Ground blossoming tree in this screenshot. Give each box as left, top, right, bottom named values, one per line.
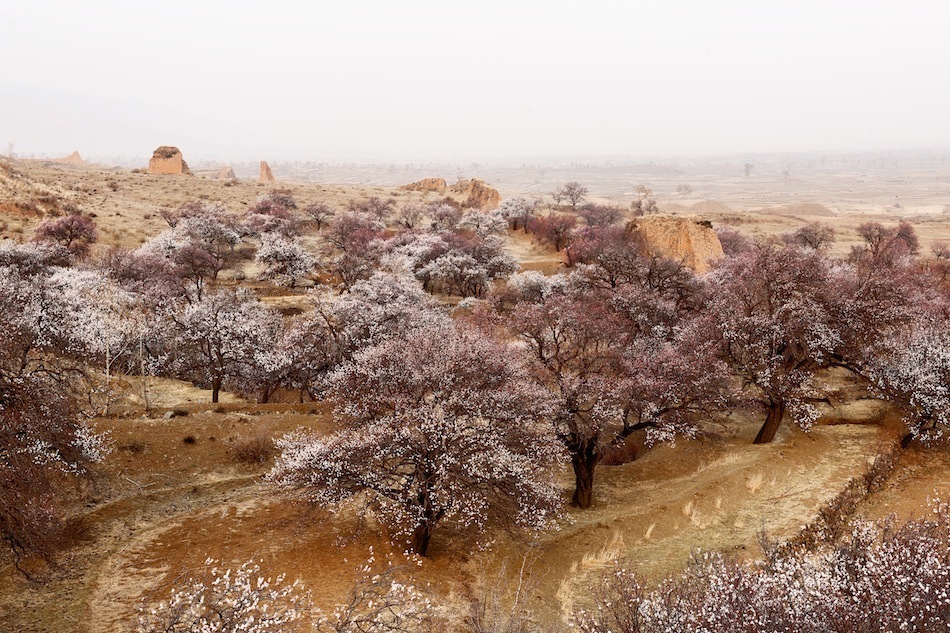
left=269, top=320, right=562, bottom=555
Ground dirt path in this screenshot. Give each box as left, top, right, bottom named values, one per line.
left=0, top=414, right=897, bottom=633
left=857, top=442, right=950, bottom=522
left=0, top=472, right=262, bottom=632
left=484, top=424, right=886, bottom=625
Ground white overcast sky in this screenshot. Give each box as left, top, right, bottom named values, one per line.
left=2, top=1, right=947, bottom=162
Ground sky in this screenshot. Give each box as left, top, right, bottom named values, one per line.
left=2, top=1, right=948, bottom=163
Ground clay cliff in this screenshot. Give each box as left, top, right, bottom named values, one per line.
left=629, top=215, right=724, bottom=274
left=55, top=151, right=86, bottom=166
left=260, top=161, right=276, bottom=184
left=449, top=178, right=501, bottom=209
left=148, top=146, right=191, bottom=175
left=399, top=177, right=447, bottom=193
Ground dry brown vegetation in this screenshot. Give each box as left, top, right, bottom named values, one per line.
left=0, top=158, right=948, bottom=632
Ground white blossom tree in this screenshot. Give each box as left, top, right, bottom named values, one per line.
left=573, top=499, right=950, bottom=632
left=138, top=559, right=309, bottom=633
left=169, top=288, right=283, bottom=403
left=255, top=233, right=316, bottom=287
left=0, top=250, right=107, bottom=571
left=144, top=203, right=243, bottom=295
left=459, top=208, right=507, bottom=237
left=51, top=268, right=146, bottom=398
left=313, top=551, right=441, bottom=633
left=498, top=195, right=540, bottom=233
left=417, top=235, right=518, bottom=298
left=331, top=272, right=448, bottom=350
left=870, top=324, right=950, bottom=446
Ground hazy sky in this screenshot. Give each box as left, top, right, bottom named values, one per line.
left=2, top=1, right=948, bottom=163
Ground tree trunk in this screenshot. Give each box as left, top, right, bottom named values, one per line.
left=260, top=383, right=276, bottom=404
left=571, top=441, right=600, bottom=509
left=410, top=521, right=434, bottom=556
left=900, top=431, right=915, bottom=449
left=211, top=377, right=222, bottom=404
left=754, top=400, right=785, bottom=444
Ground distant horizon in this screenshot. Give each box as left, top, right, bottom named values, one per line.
left=11, top=144, right=950, bottom=170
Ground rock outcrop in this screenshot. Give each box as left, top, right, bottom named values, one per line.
left=449, top=178, right=501, bottom=209
left=399, top=177, right=447, bottom=193
left=216, top=166, right=237, bottom=180
left=629, top=215, right=724, bottom=274
left=56, top=151, right=86, bottom=166
left=259, top=161, right=276, bottom=184
left=148, top=146, right=191, bottom=175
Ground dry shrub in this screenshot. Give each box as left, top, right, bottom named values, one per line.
left=117, top=439, right=147, bottom=454
left=232, top=431, right=275, bottom=464
left=789, top=443, right=899, bottom=551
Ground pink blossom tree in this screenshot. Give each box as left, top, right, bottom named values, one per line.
left=559, top=181, right=589, bottom=210
left=98, top=247, right=184, bottom=304
left=346, top=196, right=395, bottom=224
left=321, top=211, right=386, bottom=287
left=705, top=243, right=844, bottom=443
left=243, top=191, right=300, bottom=237
left=269, top=320, right=562, bottom=555
left=578, top=203, right=625, bottom=227
left=530, top=214, right=577, bottom=252
left=850, top=220, right=919, bottom=267
left=783, top=221, right=836, bottom=250
left=304, top=201, right=335, bottom=231
left=31, top=213, right=98, bottom=257
left=506, top=289, right=724, bottom=508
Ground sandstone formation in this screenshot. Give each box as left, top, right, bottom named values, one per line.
left=399, top=177, right=447, bottom=193
left=259, top=161, right=276, bottom=184
left=56, top=151, right=86, bottom=166
left=216, top=166, right=237, bottom=180
left=148, top=146, right=191, bottom=175
left=629, top=215, right=724, bottom=274
left=449, top=178, right=501, bottom=209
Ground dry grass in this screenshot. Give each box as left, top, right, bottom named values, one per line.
left=746, top=472, right=765, bottom=494
left=230, top=431, right=275, bottom=464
